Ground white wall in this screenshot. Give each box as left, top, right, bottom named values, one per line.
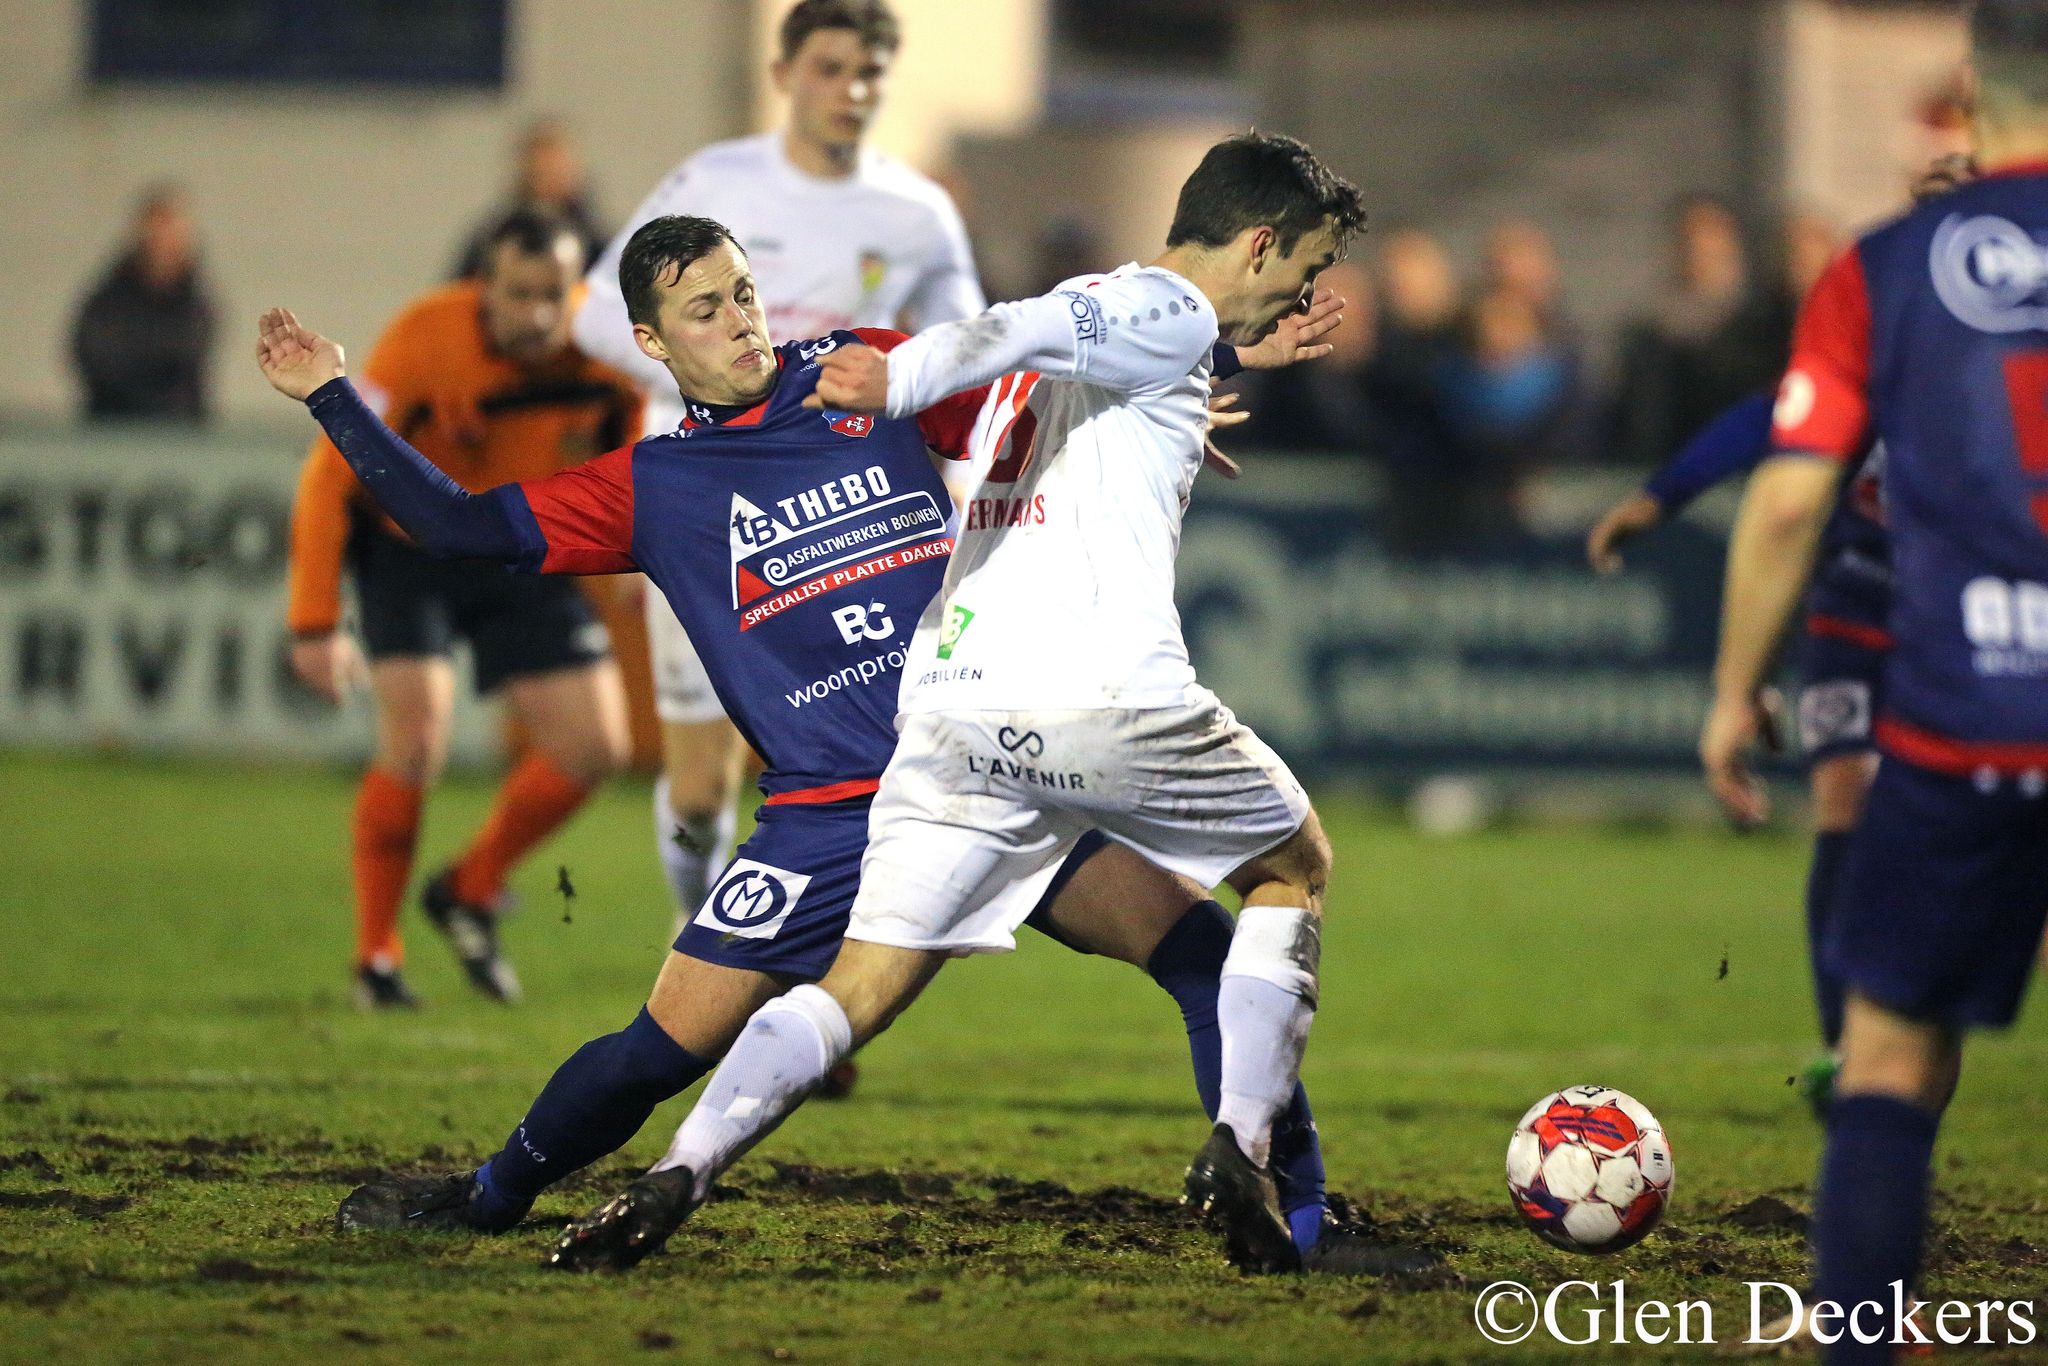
left=1780, top=0, right=1969, bottom=233
left=0, top=0, right=752, bottom=422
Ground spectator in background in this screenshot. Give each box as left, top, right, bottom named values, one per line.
left=1362, top=228, right=1466, bottom=553
left=1483, top=220, right=1572, bottom=338
left=69, top=184, right=215, bottom=423
left=451, top=119, right=608, bottom=280
left=1608, top=194, right=1790, bottom=468
left=1432, top=281, right=1584, bottom=542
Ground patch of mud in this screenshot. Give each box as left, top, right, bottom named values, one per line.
left=194, top=1259, right=321, bottom=1285
left=262, top=1165, right=390, bottom=1187
left=0, top=1151, right=61, bottom=1181
left=0, top=1189, right=130, bottom=1219
left=1719, top=1195, right=1809, bottom=1234
left=760, top=1161, right=957, bottom=1203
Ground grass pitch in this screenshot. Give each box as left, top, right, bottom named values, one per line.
left=1, top=751, right=2045, bottom=1364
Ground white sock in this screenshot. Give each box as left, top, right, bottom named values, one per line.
left=1214, top=904, right=1320, bottom=1168
left=653, top=984, right=852, bottom=1200
left=654, top=776, right=737, bottom=923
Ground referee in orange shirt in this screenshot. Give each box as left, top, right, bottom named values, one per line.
left=287, top=211, right=642, bottom=1008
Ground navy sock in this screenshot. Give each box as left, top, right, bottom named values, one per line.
left=469, top=1007, right=710, bottom=1231
left=1806, top=832, right=1851, bottom=1048
left=1812, top=1094, right=1939, bottom=1363
left=1147, top=900, right=1328, bottom=1252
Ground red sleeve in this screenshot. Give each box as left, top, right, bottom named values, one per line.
left=1770, top=246, right=1873, bottom=462
left=517, top=443, right=637, bottom=574
left=853, top=325, right=988, bottom=459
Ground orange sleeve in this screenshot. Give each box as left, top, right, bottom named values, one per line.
left=283, top=305, right=430, bottom=634
left=286, top=438, right=361, bottom=636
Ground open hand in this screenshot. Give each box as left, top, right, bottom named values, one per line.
left=257, top=308, right=345, bottom=401
left=801, top=345, right=889, bottom=413
left=1586, top=491, right=1665, bottom=574
left=1234, top=289, right=1345, bottom=371
left=1201, top=388, right=1247, bottom=479
left=1700, top=690, right=1778, bottom=829
left=290, top=632, right=365, bottom=706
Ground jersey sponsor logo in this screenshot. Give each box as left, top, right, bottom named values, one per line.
left=726, top=466, right=948, bottom=625
left=964, top=494, right=1046, bottom=530
left=693, top=858, right=812, bottom=940
left=1774, top=370, right=1816, bottom=432
left=784, top=645, right=908, bottom=708
left=1057, top=289, right=1105, bottom=346
left=795, top=336, right=840, bottom=365
left=1963, top=576, right=2048, bottom=676
left=830, top=600, right=895, bottom=645
left=858, top=250, right=887, bottom=295
left=1931, top=213, right=2048, bottom=333
left=1798, top=679, right=1872, bottom=753
left=739, top=539, right=950, bottom=632
left=825, top=411, right=874, bottom=438
left=935, top=604, right=974, bottom=660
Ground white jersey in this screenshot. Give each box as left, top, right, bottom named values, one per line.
left=883, top=264, right=1219, bottom=713
left=574, top=131, right=984, bottom=437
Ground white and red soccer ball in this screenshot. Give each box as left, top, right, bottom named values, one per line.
left=1505, top=1085, right=1674, bottom=1253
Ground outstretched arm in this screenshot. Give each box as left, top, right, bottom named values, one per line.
left=257, top=308, right=533, bottom=564
left=1588, top=392, right=1775, bottom=573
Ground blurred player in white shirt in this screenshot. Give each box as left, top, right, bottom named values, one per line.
left=572, top=0, right=985, bottom=927
left=557, top=134, right=1368, bottom=1275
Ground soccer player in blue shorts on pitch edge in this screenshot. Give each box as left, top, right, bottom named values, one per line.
left=1587, top=155, right=1977, bottom=1120
left=1702, top=5, right=2048, bottom=1356
left=1589, top=395, right=1889, bottom=1108
left=255, top=213, right=1391, bottom=1274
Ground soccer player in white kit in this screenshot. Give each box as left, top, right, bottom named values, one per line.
left=572, top=0, right=984, bottom=922
left=554, top=134, right=1368, bottom=1274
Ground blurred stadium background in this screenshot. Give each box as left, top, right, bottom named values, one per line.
left=0, top=0, right=1975, bottom=814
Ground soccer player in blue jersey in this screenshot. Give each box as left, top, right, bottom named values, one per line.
left=1591, top=396, right=1886, bottom=1100
left=255, top=214, right=1380, bottom=1274
left=1701, top=5, right=2048, bottom=1356
left=1590, top=154, right=1978, bottom=1119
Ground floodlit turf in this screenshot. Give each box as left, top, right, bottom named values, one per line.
left=2, top=751, right=2045, bottom=1364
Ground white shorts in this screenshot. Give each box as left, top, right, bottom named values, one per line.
left=848, top=686, right=1311, bottom=954
left=645, top=586, right=727, bottom=725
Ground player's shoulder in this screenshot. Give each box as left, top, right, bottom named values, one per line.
left=650, top=133, right=777, bottom=200
left=683, top=131, right=779, bottom=176
left=1064, top=265, right=1218, bottom=347
left=856, top=149, right=964, bottom=219
left=371, top=282, right=485, bottom=371
left=387, top=281, right=484, bottom=339
left=1856, top=171, right=2048, bottom=271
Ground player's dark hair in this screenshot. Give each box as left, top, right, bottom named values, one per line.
left=1975, top=1, right=2048, bottom=102
left=618, top=215, right=744, bottom=329
left=482, top=207, right=580, bottom=270
left=779, top=0, right=900, bottom=62
left=1166, top=132, right=1368, bottom=257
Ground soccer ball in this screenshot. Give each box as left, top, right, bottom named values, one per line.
left=1505, top=1085, right=1674, bottom=1253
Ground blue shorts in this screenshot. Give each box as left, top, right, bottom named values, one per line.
left=673, top=798, right=1107, bottom=980
left=1829, top=758, right=2048, bottom=1029
left=1796, top=572, right=1890, bottom=765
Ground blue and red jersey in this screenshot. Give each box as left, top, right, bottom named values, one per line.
left=504, top=329, right=983, bottom=803
left=1773, top=164, right=2048, bottom=773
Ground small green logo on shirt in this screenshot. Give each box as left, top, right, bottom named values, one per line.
left=936, top=604, right=975, bottom=660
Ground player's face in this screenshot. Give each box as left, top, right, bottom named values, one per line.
left=481, top=238, right=582, bottom=365
left=638, top=241, right=775, bottom=407
left=775, top=29, right=890, bottom=153
left=1231, top=222, right=1342, bottom=345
